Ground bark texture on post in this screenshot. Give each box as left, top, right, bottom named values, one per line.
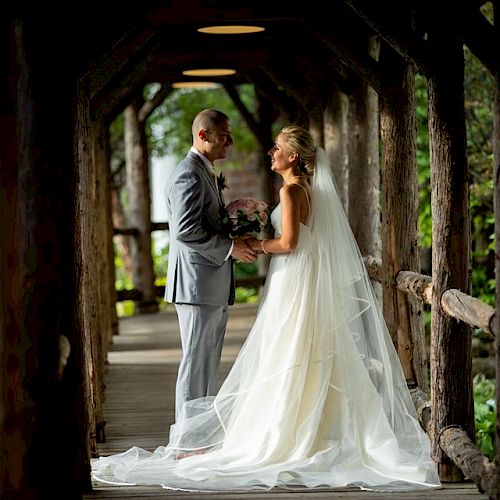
left=75, top=89, right=103, bottom=467
left=91, top=122, right=119, bottom=440
left=324, top=84, right=349, bottom=210
left=348, top=37, right=381, bottom=267
left=379, top=48, right=428, bottom=391
left=124, top=100, right=158, bottom=314
left=428, top=32, right=474, bottom=481
left=347, top=81, right=380, bottom=255
left=492, top=3, right=500, bottom=496
left=1, top=16, right=91, bottom=497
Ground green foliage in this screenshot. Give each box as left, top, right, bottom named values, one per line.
left=234, top=261, right=258, bottom=279
left=152, top=237, right=169, bottom=280
left=473, top=374, right=496, bottom=459
left=415, top=74, right=432, bottom=249
left=235, top=287, right=260, bottom=303
left=116, top=300, right=135, bottom=317
left=146, top=83, right=258, bottom=163
left=114, top=243, right=132, bottom=290
left=234, top=261, right=260, bottom=303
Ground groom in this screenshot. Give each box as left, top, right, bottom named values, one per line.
left=165, top=109, right=257, bottom=422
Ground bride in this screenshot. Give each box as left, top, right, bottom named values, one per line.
left=92, top=125, right=440, bottom=492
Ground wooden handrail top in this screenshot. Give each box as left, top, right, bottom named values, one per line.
left=362, top=256, right=496, bottom=338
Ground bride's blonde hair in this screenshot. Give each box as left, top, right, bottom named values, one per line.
left=280, top=125, right=317, bottom=176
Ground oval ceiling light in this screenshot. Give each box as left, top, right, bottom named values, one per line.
left=171, top=81, right=222, bottom=89
left=182, top=68, right=236, bottom=77
left=197, top=25, right=265, bottom=35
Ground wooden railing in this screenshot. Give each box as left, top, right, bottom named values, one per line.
left=363, top=257, right=496, bottom=337
left=116, top=276, right=266, bottom=302
left=364, top=256, right=496, bottom=494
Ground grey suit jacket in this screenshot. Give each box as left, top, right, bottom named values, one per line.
left=164, top=151, right=235, bottom=306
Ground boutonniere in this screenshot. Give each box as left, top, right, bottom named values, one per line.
left=217, top=172, right=228, bottom=191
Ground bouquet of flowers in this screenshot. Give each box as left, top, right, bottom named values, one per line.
left=223, top=198, right=269, bottom=237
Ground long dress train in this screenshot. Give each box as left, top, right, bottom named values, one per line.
left=92, top=147, right=440, bottom=492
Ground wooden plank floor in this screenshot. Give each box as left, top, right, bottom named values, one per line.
left=85, top=305, right=485, bottom=500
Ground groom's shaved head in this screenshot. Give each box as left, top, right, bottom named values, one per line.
left=192, top=109, right=229, bottom=138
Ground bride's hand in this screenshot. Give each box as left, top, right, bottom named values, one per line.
left=246, top=238, right=264, bottom=253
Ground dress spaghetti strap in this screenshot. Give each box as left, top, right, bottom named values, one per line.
left=294, top=182, right=311, bottom=219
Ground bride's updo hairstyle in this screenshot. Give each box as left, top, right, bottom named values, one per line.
left=280, top=125, right=317, bottom=176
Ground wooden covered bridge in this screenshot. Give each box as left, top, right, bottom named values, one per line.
left=2, top=1, right=499, bottom=498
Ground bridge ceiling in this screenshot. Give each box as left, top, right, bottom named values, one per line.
left=36, top=0, right=492, bottom=116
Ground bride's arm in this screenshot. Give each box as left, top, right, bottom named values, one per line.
left=249, top=184, right=302, bottom=255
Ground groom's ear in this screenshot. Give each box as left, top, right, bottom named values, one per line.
left=199, top=129, right=209, bottom=142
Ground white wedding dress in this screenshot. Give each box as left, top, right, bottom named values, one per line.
left=92, top=148, right=440, bottom=492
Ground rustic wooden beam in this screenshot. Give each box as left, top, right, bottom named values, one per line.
left=114, top=223, right=169, bottom=235
left=450, top=4, right=497, bottom=76
left=223, top=83, right=267, bottom=145
left=301, top=18, right=381, bottom=92
left=245, top=68, right=304, bottom=123
left=116, top=277, right=267, bottom=302
left=261, top=65, right=310, bottom=116
left=441, top=289, right=495, bottom=339
left=114, top=227, right=140, bottom=237
left=397, top=271, right=495, bottom=338
left=84, top=26, right=158, bottom=100
left=342, top=0, right=437, bottom=76
left=152, top=222, right=169, bottom=231
left=362, top=264, right=497, bottom=338
left=410, top=387, right=432, bottom=432
left=137, top=84, right=172, bottom=123
left=395, top=271, right=433, bottom=304
left=362, top=256, right=382, bottom=282
left=440, top=426, right=495, bottom=495
left=411, top=391, right=495, bottom=496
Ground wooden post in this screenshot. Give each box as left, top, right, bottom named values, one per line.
left=492, top=2, right=500, bottom=497
left=1, top=15, right=91, bottom=497
left=91, top=121, right=119, bottom=441
left=124, top=99, right=158, bottom=314
left=428, top=31, right=474, bottom=481
left=324, top=84, right=349, bottom=210
left=348, top=37, right=381, bottom=262
left=379, top=46, right=428, bottom=392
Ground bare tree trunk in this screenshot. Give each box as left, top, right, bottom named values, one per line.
left=124, top=100, right=158, bottom=314
left=379, top=46, right=428, bottom=392
left=428, top=31, right=473, bottom=481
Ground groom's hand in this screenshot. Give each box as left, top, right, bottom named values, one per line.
left=231, top=237, right=257, bottom=263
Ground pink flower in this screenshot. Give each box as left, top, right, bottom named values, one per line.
left=224, top=198, right=269, bottom=237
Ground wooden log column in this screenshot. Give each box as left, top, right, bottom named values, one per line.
left=1, top=15, right=91, bottom=497
left=493, top=2, right=500, bottom=497
left=428, top=32, right=474, bottom=481
left=124, top=98, right=158, bottom=314
left=90, top=121, right=118, bottom=442
left=379, top=47, right=428, bottom=391
left=324, top=84, right=349, bottom=209
left=347, top=76, right=381, bottom=290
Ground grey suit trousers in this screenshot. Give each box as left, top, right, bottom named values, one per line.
left=174, top=303, right=228, bottom=421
